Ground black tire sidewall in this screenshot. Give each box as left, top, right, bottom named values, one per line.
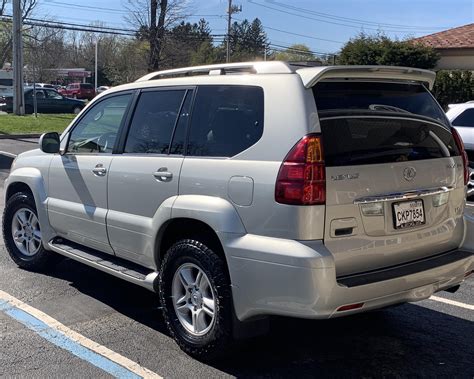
left=3, top=192, right=51, bottom=270
left=159, top=240, right=232, bottom=358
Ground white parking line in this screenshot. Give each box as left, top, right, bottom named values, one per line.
left=0, top=290, right=162, bottom=379
left=430, top=295, right=474, bottom=311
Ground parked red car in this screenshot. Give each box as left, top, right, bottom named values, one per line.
left=61, top=83, right=96, bottom=100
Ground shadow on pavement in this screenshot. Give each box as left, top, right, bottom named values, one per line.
left=42, top=258, right=473, bottom=378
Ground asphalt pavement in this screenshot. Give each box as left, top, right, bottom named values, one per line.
left=0, top=140, right=472, bottom=378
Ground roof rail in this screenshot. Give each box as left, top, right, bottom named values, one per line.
left=135, top=61, right=294, bottom=82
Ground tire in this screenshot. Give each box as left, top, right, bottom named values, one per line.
left=2, top=192, right=60, bottom=271
left=72, top=106, right=82, bottom=114
left=25, top=105, right=33, bottom=114
left=159, top=239, right=232, bottom=360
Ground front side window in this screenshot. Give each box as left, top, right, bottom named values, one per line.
left=68, top=94, right=131, bottom=154
left=124, top=90, right=186, bottom=154
left=187, top=86, right=264, bottom=157
left=452, top=109, right=474, bottom=127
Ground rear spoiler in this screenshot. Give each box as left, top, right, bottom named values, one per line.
left=297, top=65, right=436, bottom=90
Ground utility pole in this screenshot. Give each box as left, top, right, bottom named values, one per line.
left=94, top=38, right=98, bottom=90
left=12, top=0, right=24, bottom=115
left=226, top=0, right=241, bottom=63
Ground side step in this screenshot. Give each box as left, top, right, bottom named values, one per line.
left=48, top=238, right=158, bottom=292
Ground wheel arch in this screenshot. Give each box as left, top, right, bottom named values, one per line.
left=154, top=195, right=247, bottom=268
left=5, top=168, right=56, bottom=244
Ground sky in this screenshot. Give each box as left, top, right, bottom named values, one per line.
left=30, top=0, right=474, bottom=56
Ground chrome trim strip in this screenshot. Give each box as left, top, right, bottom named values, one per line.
left=354, top=186, right=454, bottom=204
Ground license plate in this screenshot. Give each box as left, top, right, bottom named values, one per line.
left=393, top=200, right=425, bottom=229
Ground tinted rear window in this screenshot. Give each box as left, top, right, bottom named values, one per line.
left=80, top=84, right=93, bottom=89
left=187, top=86, right=264, bottom=157
left=314, top=82, right=448, bottom=127
left=321, top=117, right=459, bottom=166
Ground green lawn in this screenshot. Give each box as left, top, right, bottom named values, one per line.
left=0, top=114, right=76, bottom=135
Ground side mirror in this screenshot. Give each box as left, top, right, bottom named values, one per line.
left=39, top=132, right=60, bottom=154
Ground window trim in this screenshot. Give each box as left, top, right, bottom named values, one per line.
left=116, top=85, right=196, bottom=155
left=63, top=90, right=136, bottom=156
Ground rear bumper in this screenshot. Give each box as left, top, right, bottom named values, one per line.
left=221, top=233, right=473, bottom=321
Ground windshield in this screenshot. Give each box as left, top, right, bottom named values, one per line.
left=313, top=81, right=449, bottom=127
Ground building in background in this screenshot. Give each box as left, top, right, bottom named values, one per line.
left=413, top=23, right=474, bottom=70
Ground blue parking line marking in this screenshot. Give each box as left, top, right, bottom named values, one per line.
left=0, top=300, right=142, bottom=379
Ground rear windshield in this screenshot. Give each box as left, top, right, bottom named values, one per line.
left=314, top=81, right=448, bottom=127
left=80, top=84, right=93, bottom=89
left=314, top=82, right=459, bottom=166
left=321, top=117, right=459, bottom=166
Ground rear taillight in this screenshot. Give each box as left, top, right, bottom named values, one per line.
left=451, top=128, right=469, bottom=186
left=275, top=134, right=325, bottom=205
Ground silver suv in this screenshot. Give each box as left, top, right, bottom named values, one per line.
left=3, top=62, right=473, bottom=359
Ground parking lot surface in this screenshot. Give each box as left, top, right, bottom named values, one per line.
left=0, top=141, right=472, bottom=378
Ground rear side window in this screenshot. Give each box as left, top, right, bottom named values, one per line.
left=452, top=109, right=474, bottom=127
left=125, top=90, right=186, bottom=154
left=187, top=86, right=264, bottom=157
left=314, top=82, right=448, bottom=127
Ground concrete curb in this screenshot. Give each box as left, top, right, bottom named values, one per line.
left=0, top=134, right=42, bottom=139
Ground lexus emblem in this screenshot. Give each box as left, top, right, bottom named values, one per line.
left=403, top=167, right=416, bottom=181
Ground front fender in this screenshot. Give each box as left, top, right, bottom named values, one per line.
left=5, top=167, right=56, bottom=245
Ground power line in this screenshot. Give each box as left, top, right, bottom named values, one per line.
left=264, top=0, right=451, bottom=31
left=247, top=0, right=447, bottom=34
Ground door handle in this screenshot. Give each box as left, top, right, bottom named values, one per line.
left=153, top=167, right=173, bottom=182
left=92, top=164, right=107, bottom=177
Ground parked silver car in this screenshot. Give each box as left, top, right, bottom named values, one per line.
left=447, top=101, right=474, bottom=198
left=3, top=62, right=473, bottom=359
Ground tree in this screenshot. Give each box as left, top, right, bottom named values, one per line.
left=224, top=18, right=269, bottom=62
left=126, top=0, right=186, bottom=72
left=433, top=71, right=474, bottom=110
left=162, top=19, right=213, bottom=68
left=0, top=0, right=38, bottom=67
left=338, top=33, right=440, bottom=69
left=274, top=44, right=318, bottom=62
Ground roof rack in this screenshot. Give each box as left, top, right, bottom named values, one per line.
left=135, top=61, right=294, bottom=82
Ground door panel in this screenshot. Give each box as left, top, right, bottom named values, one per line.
left=106, top=156, right=184, bottom=266
left=47, top=93, right=133, bottom=254
left=106, top=88, right=191, bottom=267
left=48, top=155, right=114, bottom=253
left=321, top=116, right=466, bottom=276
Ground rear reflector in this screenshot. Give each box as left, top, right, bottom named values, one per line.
left=275, top=134, right=326, bottom=205
left=336, top=302, right=364, bottom=312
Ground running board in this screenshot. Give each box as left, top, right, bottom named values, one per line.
left=48, top=238, right=158, bottom=292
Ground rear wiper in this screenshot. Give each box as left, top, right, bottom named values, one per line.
left=368, top=104, right=411, bottom=114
